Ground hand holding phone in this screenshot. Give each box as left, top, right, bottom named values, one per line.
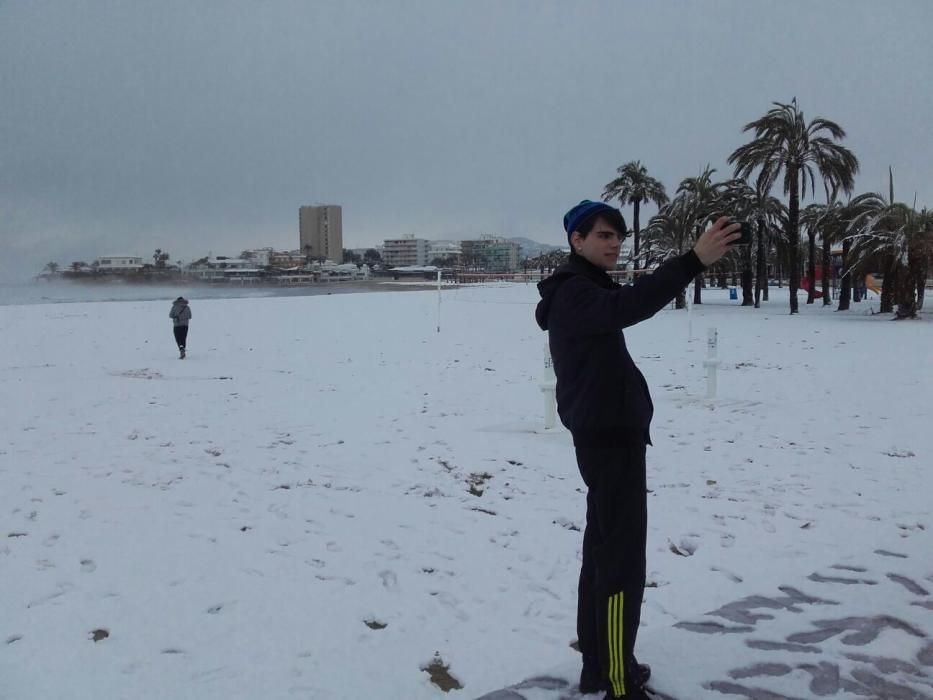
left=729, top=221, right=752, bottom=245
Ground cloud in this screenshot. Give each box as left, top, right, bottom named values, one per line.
left=1, top=0, right=931, bottom=278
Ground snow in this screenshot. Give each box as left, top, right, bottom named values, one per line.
left=1, top=283, right=931, bottom=699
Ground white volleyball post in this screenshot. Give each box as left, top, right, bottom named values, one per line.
left=703, top=327, right=720, bottom=399
left=436, top=269, right=442, bottom=333
left=540, top=342, right=557, bottom=430
left=686, top=282, right=694, bottom=341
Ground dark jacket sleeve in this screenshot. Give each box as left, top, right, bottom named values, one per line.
left=554, top=251, right=705, bottom=334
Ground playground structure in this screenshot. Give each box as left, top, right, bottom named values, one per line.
left=799, top=261, right=832, bottom=299
left=800, top=261, right=884, bottom=302
left=799, top=275, right=824, bottom=299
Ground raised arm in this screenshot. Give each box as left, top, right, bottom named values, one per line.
left=554, top=217, right=739, bottom=334
left=554, top=252, right=703, bottom=333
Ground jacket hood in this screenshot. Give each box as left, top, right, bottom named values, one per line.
left=173, top=297, right=188, bottom=305
left=535, top=254, right=612, bottom=331
left=535, top=265, right=575, bottom=331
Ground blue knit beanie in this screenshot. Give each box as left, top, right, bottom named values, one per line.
left=563, top=200, right=622, bottom=243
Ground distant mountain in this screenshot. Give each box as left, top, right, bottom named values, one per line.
left=508, top=237, right=564, bottom=258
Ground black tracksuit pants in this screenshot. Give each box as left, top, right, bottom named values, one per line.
left=173, top=326, right=189, bottom=349
left=575, top=443, right=648, bottom=698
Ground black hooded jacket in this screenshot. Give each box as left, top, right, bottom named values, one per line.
left=535, top=250, right=705, bottom=447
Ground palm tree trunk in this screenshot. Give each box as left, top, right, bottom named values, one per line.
left=763, top=234, right=770, bottom=301
left=821, top=236, right=831, bottom=306
left=894, top=264, right=916, bottom=319
left=895, top=249, right=920, bottom=319
left=741, top=240, right=753, bottom=306
left=692, top=223, right=703, bottom=304
left=914, top=252, right=927, bottom=311
left=632, top=199, right=641, bottom=268
left=807, top=231, right=816, bottom=304
left=880, top=264, right=895, bottom=313
left=754, top=218, right=765, bottom=308
left=836, top=239, right=851, bottom=311
left=788, top=172, right=801, bottom=314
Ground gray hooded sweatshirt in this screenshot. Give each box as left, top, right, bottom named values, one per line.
left=169, top=299, right=192, bottom=327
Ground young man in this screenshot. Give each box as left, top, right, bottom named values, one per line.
left=535, top=200, right=738, bottom=699
left=169, top=296, right=192, bottom=359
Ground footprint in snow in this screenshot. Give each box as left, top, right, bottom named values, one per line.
left=379, top=570, right=398, bottom=591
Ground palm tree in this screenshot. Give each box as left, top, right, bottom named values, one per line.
left=819, top=195, right=839, bottom=306
left=751, top=186, right=784, bottom=307
left=677, top=166, right=723, bottom=304
left=848, top=195, right=931, bottom=319
left=916, top=208, right=933, bottom=311
left=729, top=98, right=859, bottom=313
left=602, top=160, right=669, bottom=269
left=802, top=196, right=855, bottom=308
left=832, top=193, right=882, bottom=311
left=800, top=202, right=827, bottom=304
left=716, top=178, right=786, bottom=308
left=717, top=180, right=756, bottom=305
left=803, top=196, right=849, bottom=307
left=363, top=248, right=382, bottom=267
left=848, top=193, right=896, bottom=312
left=643, top=194, right=696, bottom=308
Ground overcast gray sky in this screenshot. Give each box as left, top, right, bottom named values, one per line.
left=2, top=0, right=931, bottom=279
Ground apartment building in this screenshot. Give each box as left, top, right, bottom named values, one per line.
left=299, top=204, right=343, bottom=264
left=382, top=235, right=430, bottom=267
left=428, top=240, right=462, bottom=265
left=268, top=250, right=308, bottom=268
left=460, top=236, right=520, bottom=272
left=93, top=256, right=144, bottom=272
left=239, top=248, right=273, bottom=267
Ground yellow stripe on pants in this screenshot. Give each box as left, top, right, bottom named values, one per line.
left=607, top=592, right=625, bottom=696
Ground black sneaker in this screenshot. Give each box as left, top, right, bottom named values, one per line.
left=579, top=663, right=603, bottom=694
left=602, top=687, right=653, bottom=700
left=631, top=661, right=651, bottom=688
left=581, top=662, right=651, bottom=694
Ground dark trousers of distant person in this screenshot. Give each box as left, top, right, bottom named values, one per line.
left=173, top=326, right=189, bottom=350
left=575, top=443, right=648, bottom=698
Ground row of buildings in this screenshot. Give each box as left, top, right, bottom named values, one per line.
left=53, top=204, right=543, bottom=281
left=303, top=204, right=524, bottom=272
left=377, top=235, right=520, bottom=271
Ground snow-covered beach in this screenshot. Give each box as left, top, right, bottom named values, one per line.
left=2, top=284, right=931, bottom=699
left=0, top=279, right=442, bottom=308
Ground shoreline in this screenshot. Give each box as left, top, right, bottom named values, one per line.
left=0, top=278, right=456, bottom=307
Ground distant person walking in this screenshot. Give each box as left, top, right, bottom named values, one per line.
left=169, top=296, right=191, bottom=359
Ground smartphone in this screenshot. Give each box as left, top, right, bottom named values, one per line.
left=729, top=221, right=752, bottom=245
